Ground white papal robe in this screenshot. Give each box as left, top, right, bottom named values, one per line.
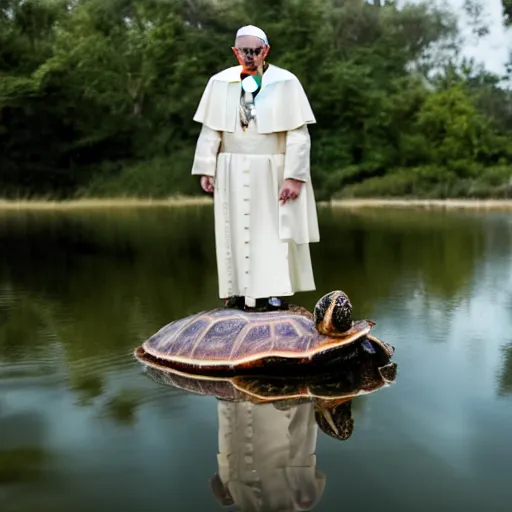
left=191, top=64, right=320, bottom=301
left=212, top=400, right=326, bottom=511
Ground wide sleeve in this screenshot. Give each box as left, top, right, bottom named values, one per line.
left=279, top=123, right=320, bottom=245
left=283, top=124, right=311, bottom=182
left=191, top=125, right=222, bottom=177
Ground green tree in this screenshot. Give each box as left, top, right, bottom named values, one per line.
left=0, top=0, right=511, bottom=199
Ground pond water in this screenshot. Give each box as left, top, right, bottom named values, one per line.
left=0, top=205, right=511, bottom=511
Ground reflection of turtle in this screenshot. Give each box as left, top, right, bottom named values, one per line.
left=137, top=343, right=398, bottom=441
left=134, top=290, right=394, bottom=374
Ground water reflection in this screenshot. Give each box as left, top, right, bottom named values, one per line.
left=0, top=408, right=49, bottom=485
left=101, top=388, right=142, bottom=425
left=314, top=208, right=490, bottom=309
left=212, top=401, right=325, bottom=511
left=1, top=207, right=512, bottom=510
left=0, top=206, right=501, bottom=364
left=498, top=342, right=512, bottom=396
left=139, top=344, right=397, bottom=511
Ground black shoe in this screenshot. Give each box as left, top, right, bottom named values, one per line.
left=247, top=297, right=289, bottom=312
left=267, top=297, right=289, bottom=311
left=224, top=296, right=245, bottom=310
left=243, top=298, right=265, bottom=312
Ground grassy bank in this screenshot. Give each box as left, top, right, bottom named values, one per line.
left=0, top=196, right=213, bottom=211
left=2, top=163, right=512, bottom=211
left=330, top=165, right=512, bottom=200
left=329, top=198, right=512, bottom=210
left=2, top=196, right=512, bottom=211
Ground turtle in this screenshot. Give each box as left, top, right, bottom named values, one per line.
left=134, top=290, right=395, bottom=375
left=137, top=346, right=398, bottom=441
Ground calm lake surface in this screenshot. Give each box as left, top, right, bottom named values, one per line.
left=1, top=205, right=511, bottom=511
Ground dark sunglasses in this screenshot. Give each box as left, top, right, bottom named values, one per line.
left=233, top=47, right=265, bottom=57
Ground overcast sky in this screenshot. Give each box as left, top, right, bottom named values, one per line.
left=400, top=0, right=512, bottom=75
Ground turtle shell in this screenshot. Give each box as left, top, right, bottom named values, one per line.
left=134, top=305, right=376, bottom=373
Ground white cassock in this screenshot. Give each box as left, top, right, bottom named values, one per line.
left=191, top=64, right=320, bottom=301
left=212, top=400, right=326, bottom=511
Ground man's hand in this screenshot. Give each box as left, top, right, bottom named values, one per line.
left=200, top=175, right=215, bottom=194
left=279, top=178, right=303, bottom=205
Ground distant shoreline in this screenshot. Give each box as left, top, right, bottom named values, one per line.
left=0, top=197, right=213, bottom=210
left=328, top=198, right=512, bottom=210
left=1, top=197, right=512, bottom=210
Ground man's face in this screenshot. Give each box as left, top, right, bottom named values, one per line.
left=233, top=35, right=269, bottom=72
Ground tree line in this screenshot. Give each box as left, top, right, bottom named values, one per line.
left=1, top=0, right=512, bottom=200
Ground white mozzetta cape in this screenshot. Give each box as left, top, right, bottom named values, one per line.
left=193, top=64, right=316, bottom=134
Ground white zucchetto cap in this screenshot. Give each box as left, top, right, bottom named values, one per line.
left=235, top=25, right=269, bottom=45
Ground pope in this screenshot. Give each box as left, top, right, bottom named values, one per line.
left=191, top=25, right=320, bottom=311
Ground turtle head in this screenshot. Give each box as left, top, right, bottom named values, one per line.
left=314, top=291, right=353, bottom=336
left=314, top=399, right=354, bottom=441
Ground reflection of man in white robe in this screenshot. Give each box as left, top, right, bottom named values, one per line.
left=191, top=25, right=320, bottom=310
left=210, top=400, right=326, bottom=511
